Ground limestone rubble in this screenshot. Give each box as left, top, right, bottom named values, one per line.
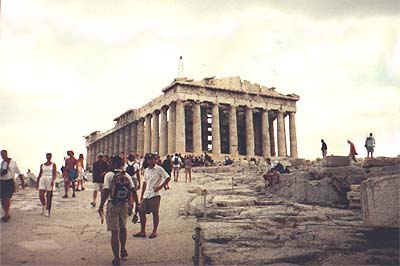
left=184, top=159, right=400, bottom=265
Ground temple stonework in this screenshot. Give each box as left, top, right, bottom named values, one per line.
left=85, top=76, right=299, bottom=168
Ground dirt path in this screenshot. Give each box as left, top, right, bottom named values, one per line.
left=0, top=178, right=197, bottom=265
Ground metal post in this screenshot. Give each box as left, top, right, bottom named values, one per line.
left=203, top=190, right=207, bottom=220
left=193, top=226, right=202, bottom=266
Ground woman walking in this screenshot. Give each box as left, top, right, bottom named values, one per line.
left=76, top=154, right=85, bottom=191
left=36, top=153, right=56, bottom=217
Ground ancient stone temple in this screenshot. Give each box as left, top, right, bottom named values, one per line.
left=85, top=76, right=299, bottom=168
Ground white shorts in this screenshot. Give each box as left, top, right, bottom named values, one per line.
left=38, top=176, right=55, bottom=191
left=93, top=183, right=104, bottom=192
left=76, top=168, right=84, bottom=181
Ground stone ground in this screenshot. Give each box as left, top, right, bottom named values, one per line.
left=0, top=177, right=197, bottom=266
left=184, top=167, right=399, bottom=266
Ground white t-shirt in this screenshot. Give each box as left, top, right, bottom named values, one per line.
left=0, top=160, right=22, bottom=181
left=103, top=170, right=135, bottom=200
left=172, top=156, right=182, bottom=167
left=143, top=165, right=170, bottom=199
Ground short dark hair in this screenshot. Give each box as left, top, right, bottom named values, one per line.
left=110, top=155, right=124, bottom=170
left=370, top=133, right=373, bottom=136
left=46, top=153, right=52, bottom=157
left=127, top=154, right=135, bottom=161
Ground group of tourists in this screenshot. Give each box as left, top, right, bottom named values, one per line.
left=93, top=152, right=171, bottom=265
left=320, top=133, right=376, bottom=161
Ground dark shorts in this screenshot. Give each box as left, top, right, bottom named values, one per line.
left=68, top=169, right=77, bottom=181
left=0, top=179, right=15, bottom=199
left=140, top=196, right=161, bottom=214
left=366, top=146, right=374, bottom=152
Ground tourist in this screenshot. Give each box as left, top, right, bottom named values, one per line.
left=125, top=154, right=141, bottom=190
left=365, top=133, right=376, bottom=159
left=262, top=158, right=273, bottom=185
left=63, top=150, right=77, bottom=198
left=133, top=153, right=170, bottom=239
left=321, top=139, right=328, bottom=159
left=347, top=140, right=358, bottom=162
left=98, top=155, right=139, bottom=266
left=36, top=153, right=56, bottom=216
left=162, top=155, right=172, bottom=176
left=91, top=153, right=108, bottom=207
left=171, top=153, right=182, bottom=182
left=75, top=154, right=85, bottom=191
left=0, top=150, right=25, bottom=223
left=184, top=154, right=193, bottom=183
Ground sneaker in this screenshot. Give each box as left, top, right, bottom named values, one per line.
left=1, top=216, right=10, bottom=223
left=62, top=195, right=68, bottom=198
left=76, top=188, right=81, bottom=192
left=121, top=249, right=128, bottom=259
left=112, top=258, right=120, bottom=266
left=81, top=187, right=85, bottom=191
left=72, top=193, right=76, bottom=198
left=44, top=210, right=49, bottom=217
left=90, top=202, right=96, bottom=207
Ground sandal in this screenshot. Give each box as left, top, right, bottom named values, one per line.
left=149, top=233, right=157, bottom=239
left=132, top=232, right=146, bottom=238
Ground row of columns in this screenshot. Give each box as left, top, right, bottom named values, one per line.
left=87, top=101, right=298, bottom=168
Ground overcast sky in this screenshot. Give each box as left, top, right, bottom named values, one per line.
left=1, top=0, right=399, bottom=174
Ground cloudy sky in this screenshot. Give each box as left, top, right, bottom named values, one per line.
left=1, top=0, right=399, bottom=174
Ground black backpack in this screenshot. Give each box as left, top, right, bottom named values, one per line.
left=174, top=157, right=179, bottom=165
left=110, top=171, right=131, bottom=204
left=126, top=163, right=135, bottom=176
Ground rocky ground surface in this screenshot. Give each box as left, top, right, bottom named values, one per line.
left=184, top=163, right=399, bottom=265
left=0, top=178, right=197, bottom=266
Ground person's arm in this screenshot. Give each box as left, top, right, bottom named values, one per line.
left=37, top=165, right=43, bottom=190
left=135, top=169, right=141, bottom=189
left=98, top=188, right=110, bottom=218
left=14, top=161, right=25, bottom=189
left=51, top=163, right=57, bottom=187
left=153, top=168, right=171, bottom=192
left=140, top=182, right=146, bottom=201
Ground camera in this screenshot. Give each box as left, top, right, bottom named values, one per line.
left=0, top=169, right=7, bottom=176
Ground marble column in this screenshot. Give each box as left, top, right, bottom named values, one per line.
left=211, top=103, right=221, bottom=156
left=151, top=110, right=160, bottom=153
left=137, top=119, right=145, bottom=156
left=110, top=133, right=116, bottom=155
left=144, top=114, right=152, bottom=154
left=159, top=106, right=168, bottom=157
left=229, top=105, right=238, bottom=156
left=245, top=106, right=255, bottom=157
left=277, top=111, right=287, bottom=157
left=168, top=103, right=176, bottom=155
left=192, top=101, right=202, bottom=155
left=175, top=100, right=186, bottom=154
left=125, top=126, right=130, bottom=154
left=131, top=123, right=137, bottom=153
left=261, top=109, right=271, bottom=157
left=119, top=128, right=125, bottom=155
left=269, top=118, right=276, bottom=157
left=289, top=112, right=298, bottom=158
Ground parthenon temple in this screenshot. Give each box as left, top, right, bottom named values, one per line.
left=85, top=76, right=299, bottom=168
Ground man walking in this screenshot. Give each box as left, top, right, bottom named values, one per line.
left=365, top=133, right=376, bottom=158
left=133, top=153, right=170, bottom=239
left=63, top=151, right=77, bottom=198
left=347, top=140, right=358, bottom=162
left=98, top=155, right=139, bottom=266
left=321, top=139, right=328, bottom=159
left=91, top=153, right=108, bottom=207
left=0, top=150, right=25, bottom=222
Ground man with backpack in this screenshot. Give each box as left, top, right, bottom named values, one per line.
left=133, top=153, right=170, bottom=239
left=125, top=154, right=141, bottom=190
left=171, top=153, right=182, bottom=182
left=98, top=155, right=139, bottom=266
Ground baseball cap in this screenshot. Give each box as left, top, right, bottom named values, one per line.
left=97, top=152, right=104, bottom=157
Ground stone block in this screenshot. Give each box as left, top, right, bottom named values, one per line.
left=361, top=174, right=400, bottom=228
left=362, top=157, right=400, bottom=168
left=322, top=156, right=350, bottom=167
